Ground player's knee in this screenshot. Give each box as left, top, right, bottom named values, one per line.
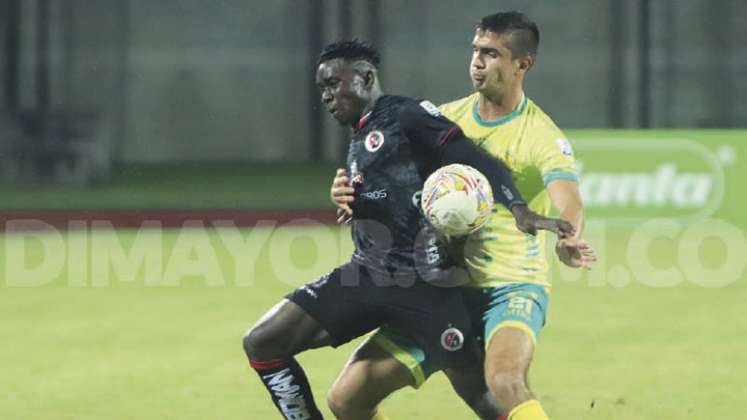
left=326, top=387, right=355, bottom=419
left=241, top=327, right=259, bottom=358
left=242, top=323, right=282, bottom=360
left=486, top=369, right=527, bottom=400
left=327, top=384, right=376, bottom=419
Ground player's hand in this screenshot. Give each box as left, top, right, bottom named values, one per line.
left=510, top=204, right=575, bottom=237
left=556, top=237, right=597, bottom=269
left=330, top=168, right=355, bottom=222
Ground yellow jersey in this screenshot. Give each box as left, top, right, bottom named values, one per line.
left=439, top=92, right=577, bottom=287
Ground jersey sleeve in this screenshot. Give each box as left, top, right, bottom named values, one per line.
left=398, top=100, right=458, bottom=153
left=531, top=132, right=579, bottom=186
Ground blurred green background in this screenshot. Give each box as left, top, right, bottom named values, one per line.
left=1, top=130, right=743, bottom=214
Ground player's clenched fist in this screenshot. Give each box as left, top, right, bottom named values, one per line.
left=330, top=168, right=355, bottom=223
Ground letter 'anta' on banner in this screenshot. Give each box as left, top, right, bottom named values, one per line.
left=569, top=132, right=742, bottom=222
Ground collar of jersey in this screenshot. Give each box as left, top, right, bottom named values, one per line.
left=356, top=95, right=401, bottom=132
left=471, top=94, right=527, bottom=127
left=356, top=111, right=372, bottom=131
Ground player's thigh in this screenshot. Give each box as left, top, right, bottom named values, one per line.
left=384, top=281, right=473, bottom=371
left=479, top=283, right=549, bottom=377
left=329, top=335, right=415, bottom=408
left=245, top=299, right=333, bottom=359
left=290, top=263, right=383, bottom=344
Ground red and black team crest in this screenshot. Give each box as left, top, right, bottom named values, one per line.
left=365, top=130, right=385, bottom=152
left=440, top=327, right=464, bottom=352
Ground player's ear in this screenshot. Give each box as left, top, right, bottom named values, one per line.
left=518, top=55, right=534, bottom=73
left=363, top=69, right=376, bottom=89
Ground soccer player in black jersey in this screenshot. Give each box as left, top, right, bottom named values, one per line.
left=242, top=40, right=573, bottom=420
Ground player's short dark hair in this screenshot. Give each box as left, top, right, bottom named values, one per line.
left=477, top=11, right=539, bottom=58
left=318, top=39, right=381, bottom=68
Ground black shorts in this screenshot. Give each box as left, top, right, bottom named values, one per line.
left=286, top=260, right=474, bottom=370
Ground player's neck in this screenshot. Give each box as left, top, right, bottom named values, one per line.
left=363, top=92, right=382, bottom=115
left=353, top=90, right=383, bottom=129
left=476, top=88, right=524, bottom=121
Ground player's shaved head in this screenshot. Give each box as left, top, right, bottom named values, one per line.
left=478, top=11, right=539, bottom=59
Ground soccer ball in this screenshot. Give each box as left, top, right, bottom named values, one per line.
left=421, top=164, right=494, bottom=236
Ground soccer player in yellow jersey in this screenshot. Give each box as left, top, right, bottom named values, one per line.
left=328, top=11, right=596, bottom=420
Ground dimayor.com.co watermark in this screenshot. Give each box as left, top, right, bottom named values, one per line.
left=1, top=217, right=745, bottom=289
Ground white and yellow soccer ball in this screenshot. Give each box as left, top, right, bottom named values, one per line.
left=421, top=164, right=494, bottom=236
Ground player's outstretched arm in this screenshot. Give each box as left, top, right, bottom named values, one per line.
left=547, top=179, right=597, bottom=269
left=438, top=136, right=575, bottom=237
left=399, top=102, right=523, bottom=209
left=399, top=100, right=574, bottom=237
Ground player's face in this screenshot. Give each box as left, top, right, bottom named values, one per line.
left=470, top=30, right=522, bottom=96
left=316, top=59, right=369, bottom=126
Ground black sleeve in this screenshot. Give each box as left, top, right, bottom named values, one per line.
left=398, top=100, right=458, bottom=151
left=438, top=133, right=526, bottom=209
left=399, top=101, right=526, bottom=210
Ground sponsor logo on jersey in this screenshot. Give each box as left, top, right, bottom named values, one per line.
left=555, top=138, right=573, bottom=156
left=440, top=327, right=464, bottom=351
left=425, top=237, right=441, bottom=265
left=419, top=100, right=442, bottom=117
left=361, top=189, right=387, bottom=200
left=365, top=130, right=385, bottom=152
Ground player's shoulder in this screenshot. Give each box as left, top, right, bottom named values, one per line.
left=391, top=95, right=448, bottom=127
left=522, top=98, right=576, bottom=161
left=376, top=94, right=416, bottom=112
left=371, top=95, right=421, bottom=126
left=438, top=93, right=478, bottom=120
left=524, top=98, right=566, bottom=141
left=380, top=95, right=435, bottom=113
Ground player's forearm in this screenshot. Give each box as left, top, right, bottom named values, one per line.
left=559, top=202, right=584, bottom=238
left=548, top=180, right=585, bottom=238
left=438, top=134, right=526, bottom=210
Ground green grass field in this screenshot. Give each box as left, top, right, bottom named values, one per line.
left=1, top=223, right=745, bottom=419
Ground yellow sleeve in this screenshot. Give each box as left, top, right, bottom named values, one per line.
left=531, top=132, right=578, bottom=186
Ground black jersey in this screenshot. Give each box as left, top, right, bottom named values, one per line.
left=346, top=95, right=460, bottom=282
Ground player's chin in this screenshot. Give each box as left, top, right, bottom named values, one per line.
left=333, top=116, right=351, bottom=126
left=471, top=80, right=490, bottom=92
left=330, top=111, right=350, bottom=126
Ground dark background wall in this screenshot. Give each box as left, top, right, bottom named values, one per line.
left=1, top=0, right=745, bottom=167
